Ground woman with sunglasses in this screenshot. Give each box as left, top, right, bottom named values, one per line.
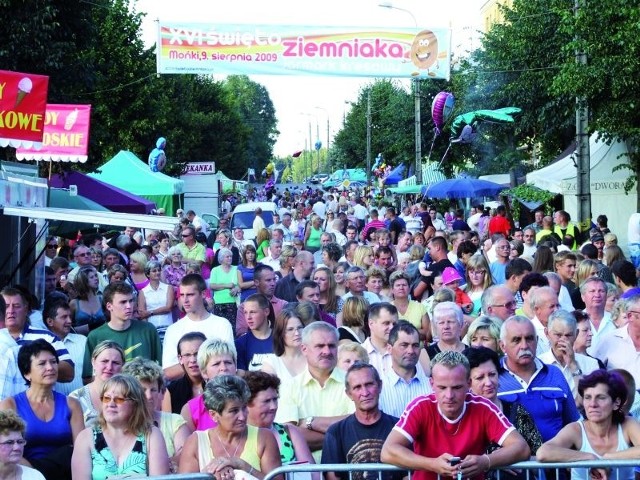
left=72, top=374, right=170, bottom=480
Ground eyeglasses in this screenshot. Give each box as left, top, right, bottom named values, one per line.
left=76, top=252, right=90, bottom=257
left=0, top=439, right=26, bottom=447
left=285, top=326, right=304, bottom=334
left=181, top=233, right=192, bottom=237
left=626, top=310, right=640, bottom=317
left=46, top=245, right=58, bottom=249
left=101, top=395, right=132, bottom=405
left=492, top=301, right=517, bottom=309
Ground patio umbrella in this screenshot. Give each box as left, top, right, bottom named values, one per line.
left=423, top=178, right=507, bottom=199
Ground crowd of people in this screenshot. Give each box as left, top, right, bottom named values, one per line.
left=1, top=188, right=640, bottom=480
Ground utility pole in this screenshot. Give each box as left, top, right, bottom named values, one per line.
left=366, top=90, right=372, bottom=187
left=575, top=0, right=591, bottom=225
left=414, top=77, right=422, bottom=184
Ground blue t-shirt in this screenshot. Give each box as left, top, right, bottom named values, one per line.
left=238, top=264, right=257, bottom=302
left=235, top=330, right=274, bottom=371
left=490, top=261, right=507, bottom=285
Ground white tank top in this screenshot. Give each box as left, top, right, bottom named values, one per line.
left=571, top=420, right=634, bottom=480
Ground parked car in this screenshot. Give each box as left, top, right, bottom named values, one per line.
left=310, top=173, right=330, bottom=184
left=230, top=201, right=277, bottom=241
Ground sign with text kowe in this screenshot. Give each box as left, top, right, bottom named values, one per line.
left=17, top=104, right=92, bottom=162
left=0, top=70, right=49, bottom=146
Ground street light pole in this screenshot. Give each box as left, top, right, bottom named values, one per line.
left=314, top=106, right=331, bottom=172
left=366, top=90, right=372, bottom=187
left=379, top=2, right=422, bottom=184
left=575, top=0, right=590, bottom=225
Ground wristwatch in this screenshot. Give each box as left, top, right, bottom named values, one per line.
left=305, top=416, right=314, bottom=430
left=571, top=368, right=583, bottom=377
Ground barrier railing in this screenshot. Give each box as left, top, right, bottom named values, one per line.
left=262, top=460, right=640, bottom=480
left=146, top=460, right=640, bottom=480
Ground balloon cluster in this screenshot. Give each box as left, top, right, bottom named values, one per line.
left=373, top=163, right=392, bottom=180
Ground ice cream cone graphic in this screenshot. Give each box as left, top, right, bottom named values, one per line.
left=64, top=109, right=79, bottom=130
left=15, top=77, right=33, bottom=108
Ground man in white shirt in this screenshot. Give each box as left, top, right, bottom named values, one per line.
left=260, top=239, right=282, bottom=270
left=581, top=277, right=616, bottom=352
left=312, top=198, right=327, bottom=218
left=353, top=200, right=369, bottom=231
left=44, top=298, right=87, bottom=395
left=529, top=286, right=561, bottom=355
left=162, top=274, right=234, bottom=381
left=592, top=293, right=640, bottom=385
left=187, top=209, right=208, bottom=236
left=539, top=309, right=599, bottom=401
left=522, top=227, right=537, bottom=258
left=361, top=303, right=398, bottom=377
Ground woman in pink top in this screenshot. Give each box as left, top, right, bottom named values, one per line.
left=181, top=339, right=238, bottom=431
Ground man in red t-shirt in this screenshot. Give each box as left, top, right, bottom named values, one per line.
left=381, top=351, right=529, bottom=480
left=488, top=205, right=512, bottom=238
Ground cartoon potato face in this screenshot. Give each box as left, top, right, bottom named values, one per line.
left=411, top=30, right=438, bottom=70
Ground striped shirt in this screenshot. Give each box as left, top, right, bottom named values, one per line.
left=379, top=364, right=432, bottom=418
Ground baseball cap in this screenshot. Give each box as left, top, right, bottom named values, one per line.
left=442, top=267, right=462, bottom=285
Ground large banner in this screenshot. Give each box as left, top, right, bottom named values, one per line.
left=0, top=70, right=49, bottom=146
left=16, top=104, right=91, bottom=163
left=157, top=23, right=451, bottom=79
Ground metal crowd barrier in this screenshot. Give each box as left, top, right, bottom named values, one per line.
left=148, top=460, right=640, bottom=480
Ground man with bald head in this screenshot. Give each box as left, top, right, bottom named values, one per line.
left=480, top=285, right=517, bottom=322
left=529, top=286, right=560, bottom=355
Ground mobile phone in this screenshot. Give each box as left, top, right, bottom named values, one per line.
left=449, top=457, right=461, bottom=466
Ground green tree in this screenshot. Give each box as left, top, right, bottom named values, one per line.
left=222, top=75, right=279, bottom=176
left=460, top=0, right=640, bottom=205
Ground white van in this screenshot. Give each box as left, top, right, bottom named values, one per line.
left=230, top=201, right=277, bottom=241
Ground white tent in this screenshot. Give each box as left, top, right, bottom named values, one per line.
left=526, top=133, right=636, bottom=246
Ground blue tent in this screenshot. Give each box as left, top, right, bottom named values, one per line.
left=384, top=164, right=406, bottom=185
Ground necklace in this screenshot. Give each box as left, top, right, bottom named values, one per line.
left=441, top=414, right=463, bottom=436
left=216, top=430, right=244, bottom=458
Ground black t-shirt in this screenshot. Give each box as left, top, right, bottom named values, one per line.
left=389, top=217, right=406, bottom=244
left=322, top=412, right=404, bottom=480
left=416, top=211, right=433, bottom=231
left=413, top=258, right=453, bottom=297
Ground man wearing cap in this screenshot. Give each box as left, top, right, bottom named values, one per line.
left=590, top=233, right=605, bottom=260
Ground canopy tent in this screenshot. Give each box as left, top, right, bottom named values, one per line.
left=47, top=188, right=111, bottom=237
left=88, top=150, right=184, bottom=214
left=50, top=171, right=156, bottom=214
left=383, top=164, right=406, bottom=185
left=388, top=184, right=425, bottom=194
left=526, top=133, right=635, bottom=246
